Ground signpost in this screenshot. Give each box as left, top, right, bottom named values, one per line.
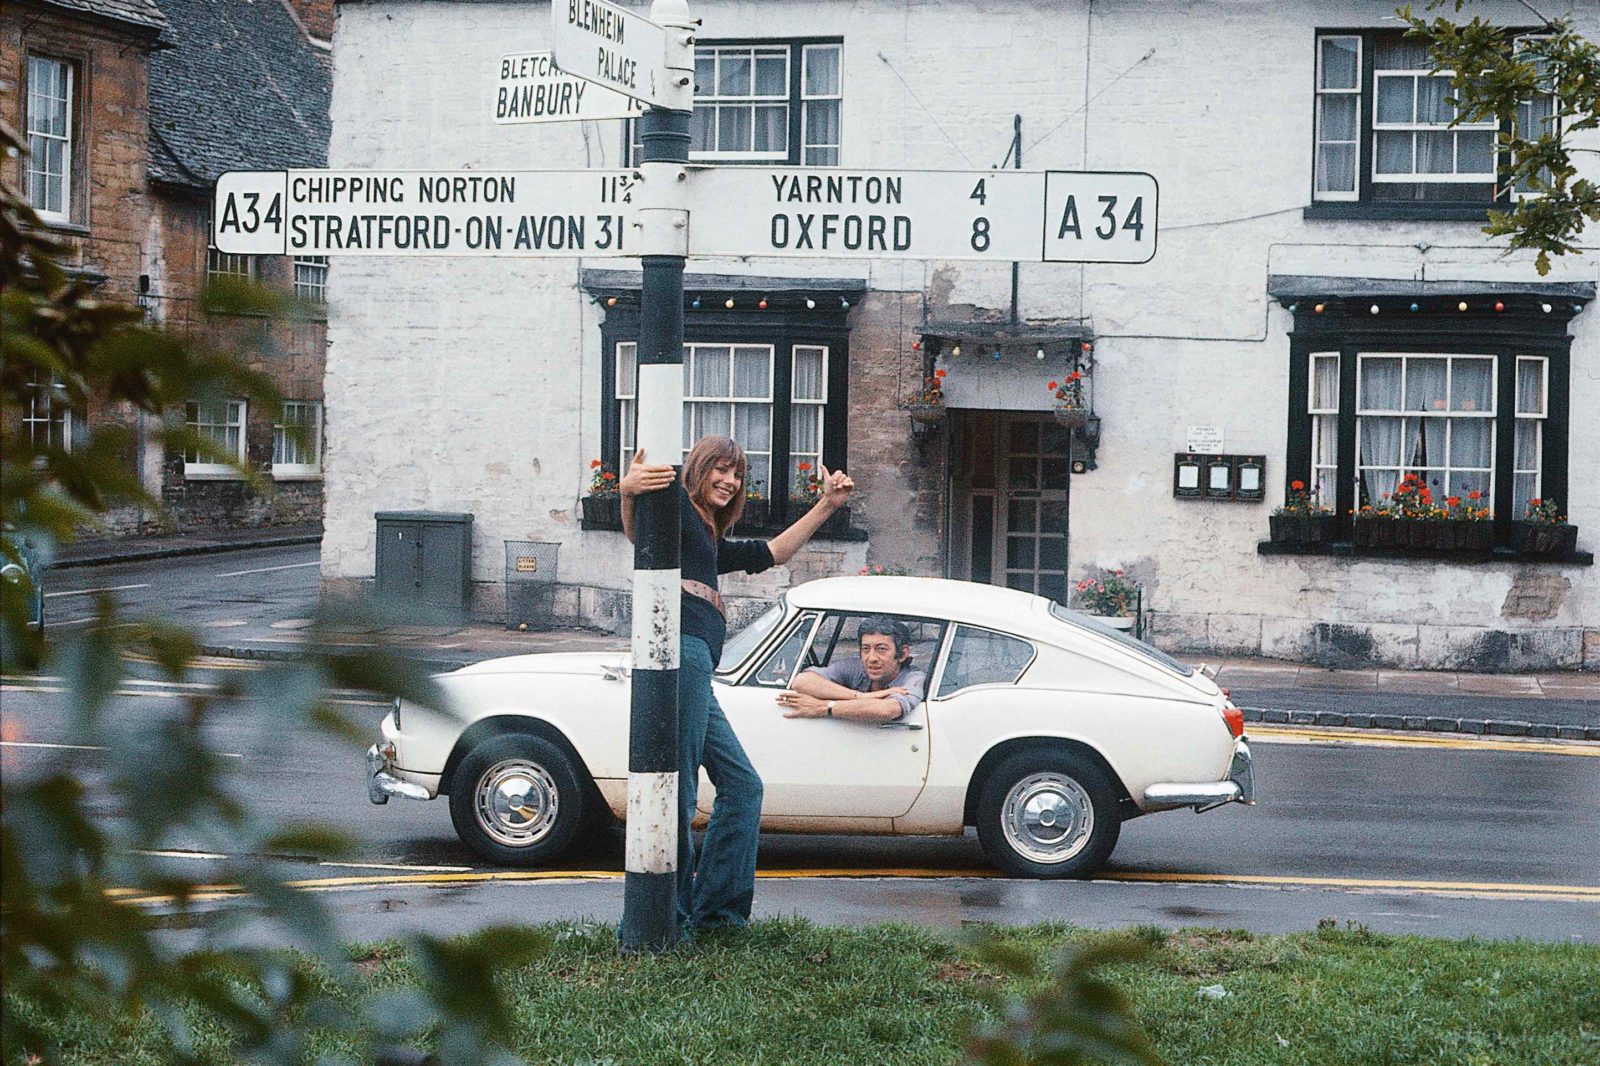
left=550, top=0, right=673, bottom=108
left=495, top=52, right=645, bottom=124
left=211, top=169, right=636, bottom=256
left=686, top=167, right=1157, bottom=263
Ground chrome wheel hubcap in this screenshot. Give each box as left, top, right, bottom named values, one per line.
left=474, top=759, right=559, bottom=847
left=1001, top=772, right=1093, bottom=864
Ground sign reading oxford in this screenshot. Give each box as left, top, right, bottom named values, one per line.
left=550, top=0, right=668, bottom=107
left=212, top=169, right=637, bottom=256
left=687, top=168, right=1158, bottom=263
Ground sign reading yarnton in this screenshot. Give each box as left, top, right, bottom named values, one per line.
left=211, top=170, right=637, bottom=256
left=495, top=51, right=644, bottom=123
left=687, top=168, right=1158, bottom=263
left=551, top=0, right=668, bottom=106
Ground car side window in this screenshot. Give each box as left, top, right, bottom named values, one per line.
left=748, top=612, right=819, bottom=687
left=935, top=625, right=1035, bottom=698
left=805, top=613, right=945, bottom=677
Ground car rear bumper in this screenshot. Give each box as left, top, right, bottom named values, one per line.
left=367, top=742, right=436, bottom=804
left=1142, top=738, right=1254, bottom=812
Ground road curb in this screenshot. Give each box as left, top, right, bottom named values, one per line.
left=1241, top=706, right=1600, bottom=742
left=197, top=643, right=471, bottom=675
left=54, top=534, right=322, bottom=569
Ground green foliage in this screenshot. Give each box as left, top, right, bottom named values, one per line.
left=1400, top=1, right=1600, bottom=274
left=1, top=117, right=546, bottom=1064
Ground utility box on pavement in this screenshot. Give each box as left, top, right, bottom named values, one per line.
left=375, top=511, right=474, bottom=621
left=505, top=540, right=559, bottom=630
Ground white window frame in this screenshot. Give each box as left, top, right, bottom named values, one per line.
left=26, top=56, right=73, bottom=223
left=1308, top=353, right=1340, bottom=507
left=293, top=255, right=328, bottom=304
left=788, top=344, right=829, bottom=501
left=272, top=400, right=323, bottom=479
left=684, top=343, right=776, bottom=497
left=1355, top=353, right=1499, bottom=506
left=691, top=45, right=791, bottom=161
left=801, top=43, right=843, bottom=166
left=185, top=399, right=248, bottom=479
left=1512, top=355, right=1547, bottom=515
left=1371, top=51, right=1497, bottom=185
left=23, top=372, right=73, bottom=453
left=1511, top=35, right=1559, bottom=200
left=207, top=246, right=257, bottom=283
left=1314, top=36, right=1361, bottom=202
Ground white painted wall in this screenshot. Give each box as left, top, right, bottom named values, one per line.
left=326, top=0, right=1598, bottom=666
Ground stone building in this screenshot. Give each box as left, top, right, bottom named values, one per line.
left=3, top=0, right=333, bottom=535
left=320, top=0, right=1598, bottom=670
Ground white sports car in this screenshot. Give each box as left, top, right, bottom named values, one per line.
left=368, top=576, right=1254, bottom=878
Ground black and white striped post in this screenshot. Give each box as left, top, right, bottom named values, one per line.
left=620, top=0, right=695, bottom=955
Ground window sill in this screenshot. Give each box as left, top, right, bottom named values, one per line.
left=1256, top=540, right=1592, bottom=566
left=272, top=470, right=323, bottom=482
left=1302, top=202, right=1499, bottom=223
left=184, top=468, right=246, bottom=482
left=35, top=218, right=90, bottom=236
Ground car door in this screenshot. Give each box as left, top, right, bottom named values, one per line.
left=710, top=610, right=937, bottom=818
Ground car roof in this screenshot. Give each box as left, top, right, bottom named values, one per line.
left=788, top=576, right=1050, bottom=628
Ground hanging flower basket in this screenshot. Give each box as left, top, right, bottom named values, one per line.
left=905, top=402, right=946, bottom=426
left=1053, top=404, right=1089, bottom=428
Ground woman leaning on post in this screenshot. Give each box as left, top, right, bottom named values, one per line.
left=620, top=435, right=853, bottom=936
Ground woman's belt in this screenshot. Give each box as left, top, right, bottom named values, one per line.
left=681, top=579, right=726, bottom=619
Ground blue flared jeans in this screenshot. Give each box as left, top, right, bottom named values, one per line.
left=677, top=635, right=764, bottom=933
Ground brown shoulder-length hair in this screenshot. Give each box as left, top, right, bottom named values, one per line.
left=682, top=435, right=748, bottom=539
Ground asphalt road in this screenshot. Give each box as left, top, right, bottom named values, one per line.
left=4, top=662, right=1597, bottom=945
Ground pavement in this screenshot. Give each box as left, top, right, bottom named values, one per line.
left=52, top=528, right=1600, bottom=741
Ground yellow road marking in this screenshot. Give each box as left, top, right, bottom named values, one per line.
left=1250, top=726, right=1598, bottom=757
left=108, top=868, right=1600, bottom=907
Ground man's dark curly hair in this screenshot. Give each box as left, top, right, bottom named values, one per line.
left=857, top=615, right=911, bottom=658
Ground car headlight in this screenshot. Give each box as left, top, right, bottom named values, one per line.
left=392, top=697, right=402, bottom=731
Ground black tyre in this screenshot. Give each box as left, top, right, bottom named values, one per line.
left=975, top=749, right=1121, bottom=879
left=448, top=734, right=586, bottom=867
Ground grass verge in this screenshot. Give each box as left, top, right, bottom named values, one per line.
left=9, top=919, right=1599, bottom=1064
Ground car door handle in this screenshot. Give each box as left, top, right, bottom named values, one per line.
left=600, top=664, right=630, bottom=682
left=876, top=721, right=923, bottom=731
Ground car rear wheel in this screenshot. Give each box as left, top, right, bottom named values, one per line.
left=448, top=734, right=585, bottom=866
left=976, top=749, right=1120, bottom=879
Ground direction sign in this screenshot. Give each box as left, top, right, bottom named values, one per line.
left=685, top=167, right=1158, bottom=263
left=495, top=51, right=644, bottom=124
left=551, top=0, right=668, bottom=107
left=212, top=170, right=637, bottom=256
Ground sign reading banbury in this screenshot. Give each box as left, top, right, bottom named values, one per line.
left=495, top=52, right=643, bottom=123
left=212, top=170, right=637, bottom=256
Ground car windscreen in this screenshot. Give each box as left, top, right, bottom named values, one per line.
left=717, top=600, right=786, bottom=674
left=1047, top=602, right=1196, bottom=677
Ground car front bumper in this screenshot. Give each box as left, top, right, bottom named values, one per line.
left=1142, top=738, right=1255, bottom=812
left=367, top=742, right=435, bottom=804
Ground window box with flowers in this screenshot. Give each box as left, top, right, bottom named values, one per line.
left=904, top=368, right=947, bottom=425
left=1352, top=475, right=1495, bottom=552
left=580, top=459, right=623, bottom=530
left=734, top=484, right=770, bottom=534
left=1511, top=499, right=1578, bottom=557
left=1269, top=480, right=1336, bottom=546
left=1048, top=370, right=1088, bottom=428
left=1072, top=568, right=1141, bottom=632
left=789, top=461, right=855, bottom=539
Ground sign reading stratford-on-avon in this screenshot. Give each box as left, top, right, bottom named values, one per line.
left=211, top=169, right=637, bottom=256
left=550, top=0, right=669, bottom=107
left=686, top=167, right=1158, bottom=263
left=495, top=51, right=644, bottom=124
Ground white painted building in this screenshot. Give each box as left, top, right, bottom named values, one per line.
left=322, top=0, right=1598, bottom=670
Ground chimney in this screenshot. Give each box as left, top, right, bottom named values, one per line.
left=284, top=0, right=333, bottom=41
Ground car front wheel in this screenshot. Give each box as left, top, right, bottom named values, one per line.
left=448, top=734, right=585, bottom=866
left=976, top=749, right=1120, bottom=879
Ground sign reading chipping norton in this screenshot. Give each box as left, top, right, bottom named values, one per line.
left=211, top=170, right=637, bottom=256
left=495, top=51, right=644, bottom=123
left=550, top=0, right=668, bottom=107
left=685, top=168, right=1158, bottom=263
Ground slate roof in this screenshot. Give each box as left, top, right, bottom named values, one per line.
left=147, top=0, right=330, bottom=190
left=31, top=0, right=167, bottom=34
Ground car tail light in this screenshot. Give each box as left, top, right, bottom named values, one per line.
left=1222, top=704, right=1245, bottom=739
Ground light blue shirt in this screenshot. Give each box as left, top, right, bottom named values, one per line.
left=807, top=658, right=927, bottom=719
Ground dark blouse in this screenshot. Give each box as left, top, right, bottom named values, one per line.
left=679, top=484, right=774, bottom=661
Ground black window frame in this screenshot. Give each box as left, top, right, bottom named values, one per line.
left=594, top=286, right=857, bottom=531
left=1275, top=293, right=1587, bottom=560
left=1304, top=26, right=1540, bottom=222
left=626, top=36, right=843, bottom=167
